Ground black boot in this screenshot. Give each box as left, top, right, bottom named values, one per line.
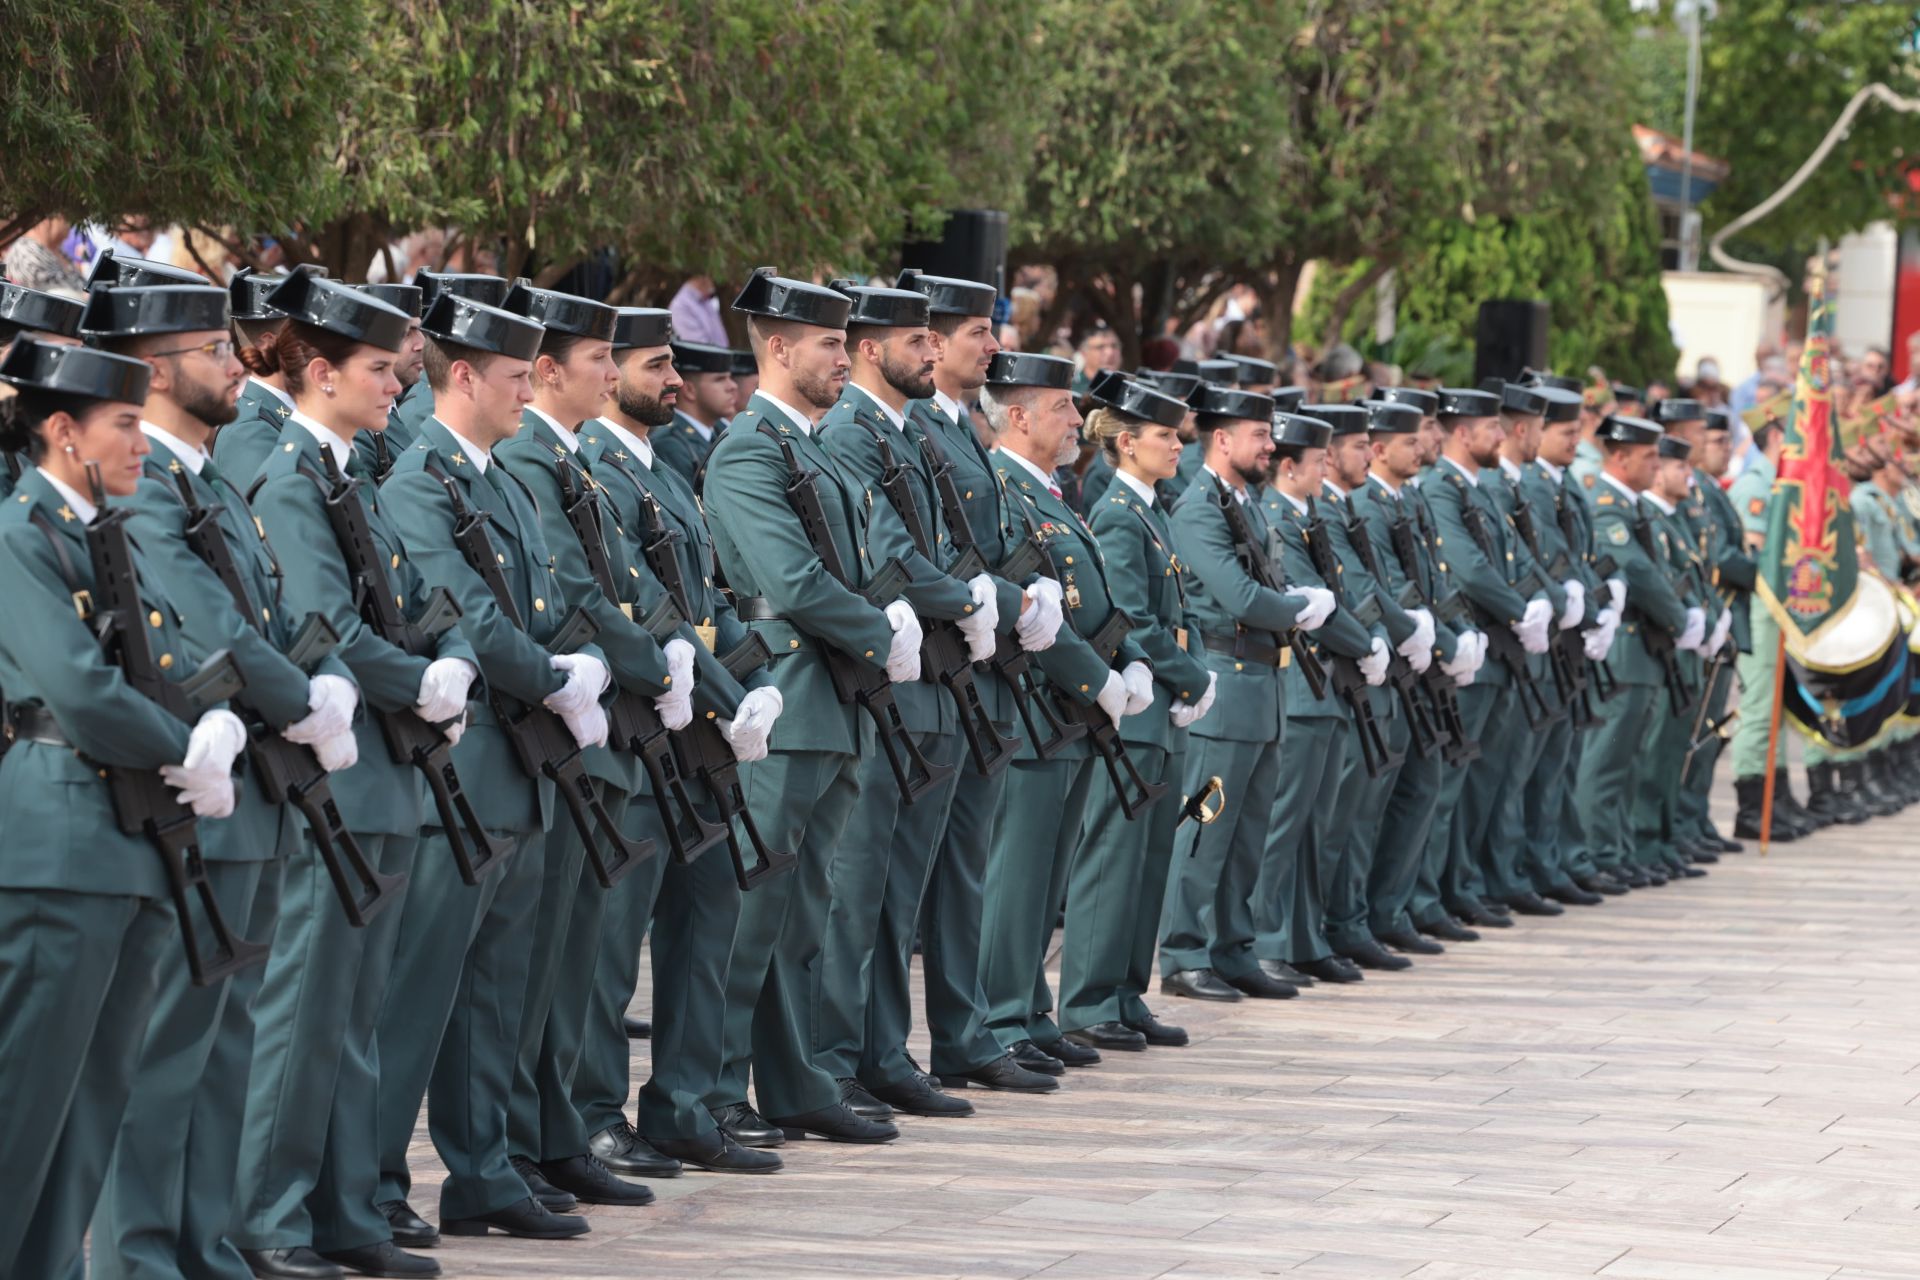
left=1806, top=763, right=1865, bottom=825
left=1731, top=776, right=1775, bottom=841
left=1784, top=766, right=1831, bottom=829
left=1847, top=759, right=1901, bottom=817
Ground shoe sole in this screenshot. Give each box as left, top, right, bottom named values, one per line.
left=934, top=1073, right=1060, bottom=1093
left=715, top=1130, right=787, bottom=1149
left=1158, top=986, right=1244, bottom=1002
left=776, top=1127, right=898, bottom=1143
left=680, top=1159, right=785, bottom=1173
left=441, top=1221, right=590, bottom=1239
left=388, top=1234, right=439, bottom=1251
left=1065, top=1038, right=1147, bottom=1052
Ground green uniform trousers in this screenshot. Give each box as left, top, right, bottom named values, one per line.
left=1251, top=715, right=1345, bottom=965
left=1522, top=713, right=1582, bottom=894
left=708, top=749, right=860, bottom=1120
left=1630, top=694, right=1687, bottom=867
left=1367, top=730, right=1444, bottom=938
left=1555, top=731, right=1597, bottom=882
left=1059, top=744, right=1173, bottom=1032
left=1678, top=659, right=1736, bottom=835
left=373, top=825, right=544, bottom=1223
left=93, top=859, right=274, bottom=1280
left=1468, top=680, right=1546, bottom=906
left=1731, top=597, right=1780, bottom=777
left=814, top=730, right=960, bottom=1083
left=979, top=756, right=1097, bottom=1049
left=1574, top=682, right=1657, bottom=872
left=0, top=890, right=174, bottom=1280
left=858, top=733, right=965, bottom=1089
left=920, top=754, right=1019, bottom=1077
left=1161, top=734, right=1279, bottom=980
left=1413, top=682, right=1503, bottom=927
left=508, top=791, right=628, bottom=1164
left=1330, top=710, right=1411, bottom=952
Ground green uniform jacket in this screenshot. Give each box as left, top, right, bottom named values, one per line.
left=653, top=411, right=717, bottom=490
left=1089, top=478, right=1209, bottom=751
left=0, top=469, right=198, bottom=896
left=383, top=419, right=587, bottom=832
left=497, top=409, right=679, bottom=791
left=1696, top=469, right=1755, bottom=650
left=1078, top=451, right=1116, bottom=515
left=1571, top=438, right=1604, bottom=490
left=390, top=380, right=436, bottom=442
left=1525, top=461, right=1602, bottom=596
left=213, top=380, right=295, bottom=489
left=1487, top=463, right=1568, bottom=615
left=1852, top=480, right=1905, bottom=581
left=1262, top=489, right=1380, bottom=719
left=253, top=427, right=476, bottom=834
left=818, top=388, right=976, bottom=736
left=1349, top=474, right=1463, bottom=663
left=351, top=394, right=424, bottom=482
left=1728, top=456, right=1774, bottom=544
left=1423, top=460, right=1539, bottom=686
left=1589, top=480, right=1689, bottom=686
left=701, top=394, right=896, bottom=756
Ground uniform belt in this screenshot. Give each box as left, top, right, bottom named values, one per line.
left=3, top=704, right=72, bottom=748
left=1201, top=632, right=1285, bottom=668
left=733, top=596, right=821, bottom=654
left=734, top=596, right=782, bottom=622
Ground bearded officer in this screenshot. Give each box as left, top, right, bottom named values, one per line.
left=655, top=339, right=734, bottom=486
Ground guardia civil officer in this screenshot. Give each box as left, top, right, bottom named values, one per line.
left=656, top=338, right=734, bottom=486
left=0, top=339, right=248, bottom=1279
left=0, top=280, right=86, bottom=491
left=384, top=270, right=513, bottom=445
left=351, top=281, right=427, bottom=478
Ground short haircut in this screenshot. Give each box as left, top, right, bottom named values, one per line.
left=977, top=382, right=1039, bottom=434
left=424, top=335, right=502, bottom=392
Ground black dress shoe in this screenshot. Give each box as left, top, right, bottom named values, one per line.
left=1160, top=967, right=1243, bottom=1001
left=509, top=1154, right=576, bottom=1211
left=710, top=1102, right=786, bottom=1148
left=1043, top=1035, right=1103, bottom=1067
left=1336, top=938, right=1414, bottom=970
left=1297, top=956, right=1364, bottom=984
left=866, top=1070, right=976, bottom=1116
left=1007, top=1038, right=1067, bottom=1076
left=319, top=1241, right=441, bottom=1278
left=1458, top=904, right=1514, bottom=927
left=624, top=1016, right=651, bottom=1039
left=378, top=1201, right=438, bottom=1250
left=1417, top=916, right=1481, bottom=942
left=1670, top=861, right=1707, bottom=878
left=442, top=1196, right=589, bottom=1239
left=1227, top=968, right=1300, bottom=998
left=1066, top=1020, right=1148, bottom=1051
left=589, top=1122, right=684, bottom=1177
left=937, top=1053, right=1059, bottom=1092
left=1612, top=864, right=1650, bottom=889
left=1123, top=1012, right=1189, bottom=1046
left=241, top=1248, right=344, bottom=1279
left=769, top=1101, right=898, bottom=1143
left=538, top=1153, right=655, bottom=1206
left=1574, top=872, right=1628, bottom=896
left=1679, top=840, right=1719, bottom=864
left=1259, top=958, right=1314, bottom=986
left=649, top=1130, right=784, bottom=1173
left=839, top=1077, right=894, bottom=1119
left=1377, top=929, right=1444, bottom=955
left=1503, top=891, right=1564, bottom=917
left=1544, top=881, right=1604, bottom=906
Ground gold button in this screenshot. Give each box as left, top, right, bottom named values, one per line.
left=396, top=594, right=404, bottom=608
left=963, top=604, right=973, bottom=613
left=865, top=649, right=876, bottom=658
left=98, top=768, right=108, bottom=778
left=534, top=598, right=547, bottom=612
left=262, top=607, right=271, bottom=622
left=159, top=653, right=175, bottom=670
left=1235, top=662, right=1245, bottom=672
left=148, top=610, right=163, bottom=628
left=663, top=675, right=672, bottom=686
left=706, top=710, right=716, bottom=720
left=965, top=490, right=973, bottom=499
left=1080, top=683, right=1090, bottom=692
left=496, top=553, right=506, bottom=564
left=391, top=554, right=401, bottom=569
left=629, top=566, right=639, bottom=577
left=1065, top=556, right=1074, bottom=565
left=789, top=640, right=800, bottom=649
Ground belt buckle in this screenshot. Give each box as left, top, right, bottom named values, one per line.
left=1278, top=647, right=1291, bottom=669
left=695, top=623, right=718, bottom=652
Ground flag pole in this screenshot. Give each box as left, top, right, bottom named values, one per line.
left=1758, top=629, right=1789, bottom=856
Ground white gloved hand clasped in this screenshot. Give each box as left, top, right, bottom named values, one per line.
left=1358, top=636, right=1391, bottom=687
left=956, top=574, right=1000, bottom=663
left=884, top=601, right=923, bottom=683
left=1120, top=659, right=1155, bottom=715
left=653, top=638, right=696, bottom=731
left=720, top=685, right=784, bottom=764
left=1017, top=578, right=1065, bottom=652
left=1675, top=605, right=1707, bottom=654
left=1513, top=597, right=1554, bottom=655
left=1291, top=585, right=1336, bottom=632
left=415, top=657, right=477, bottom=725
left=1558, top=579, right=1585, bottom=630
left=282, top=673, right=358, bottom=746
left=1094, top=669, right=1129, bottom=730
left=1397, top=607, right=1436, bottom=675
left=161, top=708, right=248, bottom=819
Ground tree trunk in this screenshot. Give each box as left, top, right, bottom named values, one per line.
left=1320, top=259, right=1393, bottom=352
left=1257, top=257, right=1304, bottom=368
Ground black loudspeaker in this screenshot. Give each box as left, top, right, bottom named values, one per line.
left=901, top=209, right=1009, bottom=297
left=1474, top=299, right=1550, bottom=385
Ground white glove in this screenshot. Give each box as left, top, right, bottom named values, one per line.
left=1094, top=669, right=1129, bottom=729
left=545, top=652, right=611, bottom=717
left=957, top=574, right=1000, bottom=663
left=720, top=685, right=784, bottom=764
left=1705, top=606, right=1733, bottom=656
left=1605, top=577, right=1626, bottom=617
left=558, top=700, right=609, bottom=751
left=415, top=656, right=477, bottom=724
left=282, top=673, right=358, bottom=746
left=1439, top=633, right=1480, bottom=687
left=313, top=729, right=360, bottom=773
left=1169, top=701, right=1201, bottom=728
left=1396, top=607, right=1435, bottom=674
left=160, top=708, right=248, bottom=820
left=653, top=638, right=696, bottom=731
left=1121, top=660, right=1155, bottom=715
left=1466, top=629, right=1489, bottom=676
left=1291, top=585, right=1337, bottom=632
left=1675, top=605, right=1707, bottom=654
left=1358, top=636, right=1391, bottom=687
left=441, top=710, right=468, bottom=748
left=1017, top=578, right=1064, bottom=651
left=884, top=600, right=923, bottom=683
left=1583, top=608, right=1619, bottom=662
left=1513, top=597, right=1553, bottom=655
left=1558, top=579, right=1585, bottom=630
left=1172, top=670, right=1218, bottom=727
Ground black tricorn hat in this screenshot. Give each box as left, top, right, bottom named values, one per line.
left=85, top=247, right=205, bottom=290
left=1362, top=400, right=1422, bottom=435
left=894, top=268, right=995, bottom=318
left=1610, top=381, right=1644, bottom=405
left=1269, top=385, right=1308, bottom=414
left=357, top=282, right=423, bottom=319
left=1189, top=384, right=1275, bottom=421
left=1378, top=385, right=1438, bottom=416
left=1703, top=406, right=1733, bottom=433
left=229, top=263, right=327, bottom=322
left=1596, top=414, right=1663, bottom=446
left=611, top=307, right=673, bottom=350
left=731, top=267, right=852, bottom=329
left=832, top=281, right=930, bottom=329
left=1222, top=353, right=1278, bottom=387
left=1657, top=433, right=1693, bottom=460
left=1481, top=378, right=1549, bottom=418
left=266, top=273, right=410, bottom=352
left=80, top=285, right=230, bottom=340
left=1302, top=403, right=1370, bottom=437
left=1087, top=370, right=1186, bottom=430
left=1436, top=387, right=1501, bottom=418
left=1520, top=368, right=1583, bottom=394
left=0, top=336, right=151, bottom=404
left=1172, top=357, right=1237, bottom=386
left=414, top=269, right=510, bottom=313
left=1651, top=397, right=1707, bottom=425
left=1140, top=369, right=1202, bottom=401
left=1272, top=412, right=1333, bottom=449
left=502, top=283, right=617, bottom=342
left=670, top=341, right=733, bottom=375
left=730, top=349, right=758, bottom=378
left=0, top=282, right=84, bottom=339
left=421, top=294, right=543, bottom=362
left=985, top=351, right=1075, bottom=390
left=1535, top=385, right=1583, bottom=424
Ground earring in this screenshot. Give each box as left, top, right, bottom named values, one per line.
left=323, top=384, right=336, bottom=395
left=63, top=443, right=76, bottom=455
